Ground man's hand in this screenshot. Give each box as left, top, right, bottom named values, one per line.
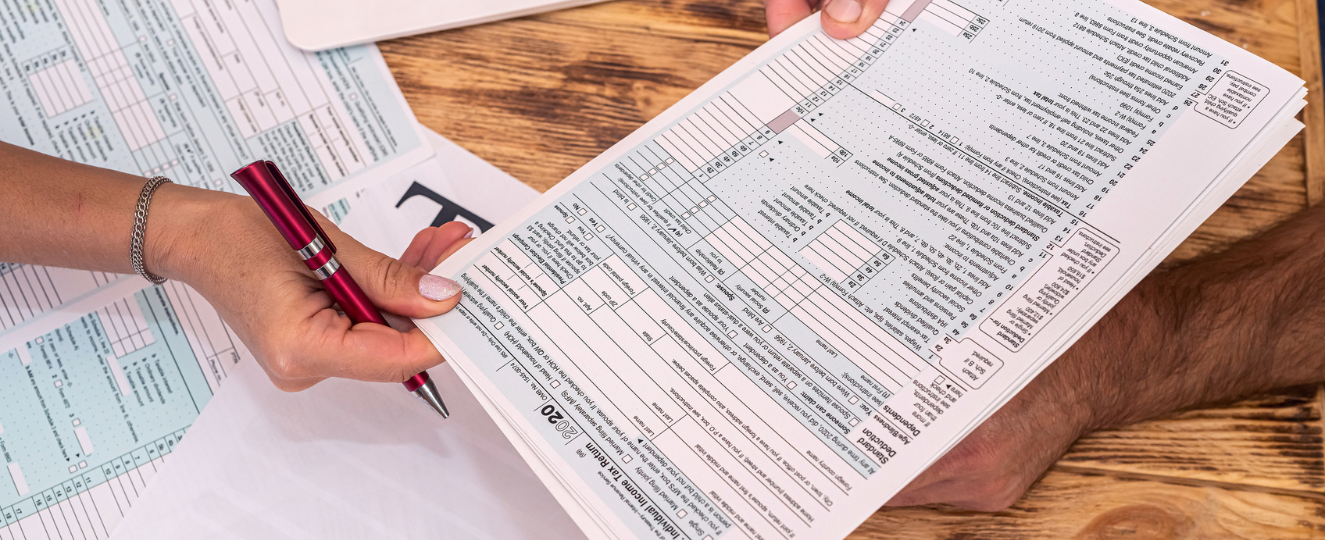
left=884, top=346, right=1099, bottom=510
left=765, top=0, right=891, bottom=39
left=881, top=286, right=1150, bottom=511
left=885, top=201, right=1325, bottom=510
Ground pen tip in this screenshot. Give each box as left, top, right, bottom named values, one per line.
left=415, top=379, right=450, bottom=419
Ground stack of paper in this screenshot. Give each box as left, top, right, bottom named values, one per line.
left=407, top=1, right=1307, bottom=539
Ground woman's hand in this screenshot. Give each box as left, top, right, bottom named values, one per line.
left=765, top=0, right=892, bottom=38
left=148, top=185, right=472, bottom=391
left=0, top=142, right=477, bottom=392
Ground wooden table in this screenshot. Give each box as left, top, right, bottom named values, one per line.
left=380, top=0, right=1325, bottom=536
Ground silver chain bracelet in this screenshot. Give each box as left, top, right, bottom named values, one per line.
left=131, top=176, right=173, bottom=284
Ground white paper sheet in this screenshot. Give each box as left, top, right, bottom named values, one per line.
left=108, top=360, right=583, bottom=540
left=333, top=130, right=546, bottom=258
left=37, top=127, right=560, bottom=540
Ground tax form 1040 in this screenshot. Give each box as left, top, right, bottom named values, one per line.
left=417, top=0, right=1306, bottom=538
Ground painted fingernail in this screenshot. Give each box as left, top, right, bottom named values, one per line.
left=824, top=0, right=862, bottom=23
left=419, top=275, right=461, bottom=301
left=465, top=228, right=477, bottom=238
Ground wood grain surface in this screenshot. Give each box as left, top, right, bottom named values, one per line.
left=378, top=0, right=1325, bottom=536
left=1297, top=0, right=1325, bottom=205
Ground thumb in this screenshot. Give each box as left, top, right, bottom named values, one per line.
left=332, top=235, right=463, bottom=319
left=765, top=0, right=818, bottom=37
left=820, top=0, right=889, bottom=39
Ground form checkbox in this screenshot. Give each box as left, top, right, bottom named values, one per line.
left=54, top=380, right=62, bottom=388
left=622, top=454, right=633, bottom=463
left=666, top=158, right=675, bottom=164
left=787, top=381, right=797, bottom=390
left=78, top=461, right=87, bottom=469
left=677, top=509, right=688, bottom=518
left=584, top=233, right=593, bottom=240
left=759, top=150, right=768, bottom=158
left=550, top=380, right=561, bottom=389
left=762, top=325, right=771, bottom=333
left=566, top=217, right=575, bottom=223
left=494, top=322, right=505, bottom=330
left=68, top=465, right=77, bottom=473
left=649, top=168, right=657, bottom=175
left=849, top=418, right=860, bottom=427
left=707, top=195, right=716, bottom=202
left=699, top=201, right=708, bottom=207
left=682, top=213, right=690, bottom=219
left=641, top=175, right=650, bottom=181
left=690, top=207, right=698, bottom=213
left=577, top=208, right=587, bottom=215
left=705, top=275, right=714, bottom=283
left=627, top=203, right=637, bottom=210
left=727, top=330, right=738, bottom=338
left=849, top=396, right=859, bottom=405
left=595, top=225, right=605, bottom=233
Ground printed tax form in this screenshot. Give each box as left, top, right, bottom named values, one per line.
left=413, top=0, right=1307, bottom=538
left=0, top=0, right=444, bottom=536
left=0, top=0, right=431, bottom=349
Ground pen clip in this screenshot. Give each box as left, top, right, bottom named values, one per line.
left=264, top=161, right=337, bottom=254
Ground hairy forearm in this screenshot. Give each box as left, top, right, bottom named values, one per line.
left=885, top=205, right=1325, bottom=511
left=0, top=142, right=226, bottom=279
left=1074, top=203, right=1325, bottom=429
